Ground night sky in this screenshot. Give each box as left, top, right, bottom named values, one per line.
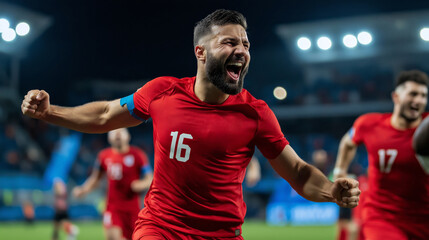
left=3, top=0, right=429, bottom=103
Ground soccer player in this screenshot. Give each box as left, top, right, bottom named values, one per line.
left=52, top=178, right=79, bottom=240
left=334, top=70, right=429, bottom=240
left=73, top=128, right=153, bottom=240
left=21, top=9, right=360, bottom=239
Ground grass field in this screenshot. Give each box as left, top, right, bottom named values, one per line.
left=0, top=220, right=337, bottom=240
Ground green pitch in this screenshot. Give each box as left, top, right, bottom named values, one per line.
left=0, top=220, right=336, bottom=240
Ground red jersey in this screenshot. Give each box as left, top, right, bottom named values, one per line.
left=97, top=146, right=150, bottom=212
left=350, top=113, right=429, bottom=222
left=120, top=76, right=288, bottom=237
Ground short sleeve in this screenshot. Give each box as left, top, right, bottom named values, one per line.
left=254, top=103, right=289, bottom=160
left=120, top=77, right=176, bottom=121
left=349, top=115, right=367, bottom=145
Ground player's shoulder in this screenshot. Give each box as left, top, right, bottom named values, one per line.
left=148, top=76, right=193, bottom=87
left=236, top=89, right=269, bottom=109
left=232, top=89, right=273, bottom=118
left=98, top=148, right=113, bottom=158
left=355, top=112, right=390, bottom=125
left=129, top=146, right=146, bottom=154
left=137, top=76, right=194, bottom=97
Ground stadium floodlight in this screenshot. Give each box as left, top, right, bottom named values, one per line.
left=0, top=18, right=10, bottom=33
left=297, top=37, right=311, bottom=50
left=273, top=86, right=287, bottom=100
left=15, top=22, right=30, bottom=36
left=343, top=34, right=358, bottom=48
left=317, top=36, right=332, bottom=50
left=357, top=31, right=372, bottom=45
left=420, top=28, right=429, bottom=41
left=2, top=28, right=16, bottom=42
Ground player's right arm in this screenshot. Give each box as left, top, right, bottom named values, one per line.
left=333, top=132, right=358, bottom=179
left=72, top=168, right=104, bottom=198
left=21, top=89, right=141, bottom=133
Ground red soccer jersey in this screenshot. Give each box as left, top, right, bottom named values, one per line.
left=350, top=112, right=429, bottom=222
left=97, top=146, right=150, bottom=212
left=120, top=76, right=288, bottom=237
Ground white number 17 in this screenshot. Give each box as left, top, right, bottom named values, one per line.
left=378, top=149, right=397, bottom=173
left=169, top=131, right=193, bottom=162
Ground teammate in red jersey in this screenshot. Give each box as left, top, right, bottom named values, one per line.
left=334, top=70, right=429, bottom=240
left=73, top=128, right=153, bottom=240
left=21, top=9, right=360, bottom=239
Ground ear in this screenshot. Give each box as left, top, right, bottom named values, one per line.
left=195, top=45, right=206, bottom=62
left=391, top=90, right=399, bottom=104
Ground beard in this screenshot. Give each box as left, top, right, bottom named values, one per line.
left=399, top=105, right=422, bottom=123
left=205, top=52, right=248, bottom=95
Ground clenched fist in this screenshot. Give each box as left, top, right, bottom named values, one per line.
left=330, top=178, right=360, bottom=208
left=21, top=90, right=50, bottom=119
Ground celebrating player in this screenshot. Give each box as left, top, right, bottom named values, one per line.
left=22, top=9, right=359, bottom=239
left=334, top=70, right=429, bottom=239
left=73, top=128, right=153, bottom=240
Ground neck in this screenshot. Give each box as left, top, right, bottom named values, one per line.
left=114, top=144, right=129, bottom=154
left=195, top=70, right=229, bottom=104
left=391, top=112, right=421, bottom=130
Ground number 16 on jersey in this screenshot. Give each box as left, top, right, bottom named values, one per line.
left=170, top=131, right=193, bottom=162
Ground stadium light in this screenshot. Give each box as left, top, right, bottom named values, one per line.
left=420, top=27, right=429, bottom=41
left=357, top=31, right=372, bottom=45
left=15, top=22, right=30, bottom=36
left=317, top=36, right=332, bottom=50
left=0, top=18, right=10, bottom=33
left=273, top=86, right=287, bottom=100
left=2, top=28, right=16, bottom=42
left=343, top=34, right=357, bottom=48
left=297, top=37, right=311, bottom=50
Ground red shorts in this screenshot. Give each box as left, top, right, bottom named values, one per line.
left=363, top=218, right=429, bottom=240
left=132, top=220, right=244, bottom=240
left=103, top=209, right=139, bottom=240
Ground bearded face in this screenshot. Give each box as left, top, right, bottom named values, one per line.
left=205, top=51, right=248, bottom=95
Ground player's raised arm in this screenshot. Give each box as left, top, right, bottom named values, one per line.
left=269, top=145, right=360, bottom=208
left=333, top=132, right=358, bottom=179
left=21, top=89, right=141, bottom=133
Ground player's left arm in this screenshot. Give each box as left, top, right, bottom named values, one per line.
left=268, top=145, right=360, bottom=208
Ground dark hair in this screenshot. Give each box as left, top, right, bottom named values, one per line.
left=395, top=70, right=429, bottom=88
left=193, top=9, right=247, bottom=48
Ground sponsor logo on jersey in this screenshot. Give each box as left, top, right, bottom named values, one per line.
left=124, top=155, right=135, bottom=167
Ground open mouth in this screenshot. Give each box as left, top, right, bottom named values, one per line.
left=226, top=62, right=243, bottom=81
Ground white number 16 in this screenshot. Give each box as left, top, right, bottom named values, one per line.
left=169, top=131, right=193, bottom=162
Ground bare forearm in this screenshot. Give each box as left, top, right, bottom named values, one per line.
left=45, top=102, right=111, bottom=133
left=334, top=135, right=357, bottom=175
left=80, top=175, right=100, bottom=194
left=292, top=163, right=334, bottom=202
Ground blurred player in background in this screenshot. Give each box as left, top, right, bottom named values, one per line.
left=52, top=178, right=79, bottom=240
left=22, top=9, right=360, bottom=239
left=334, top=70, right=429, bottom=239
left=73, top=128, right=153, bottom=240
